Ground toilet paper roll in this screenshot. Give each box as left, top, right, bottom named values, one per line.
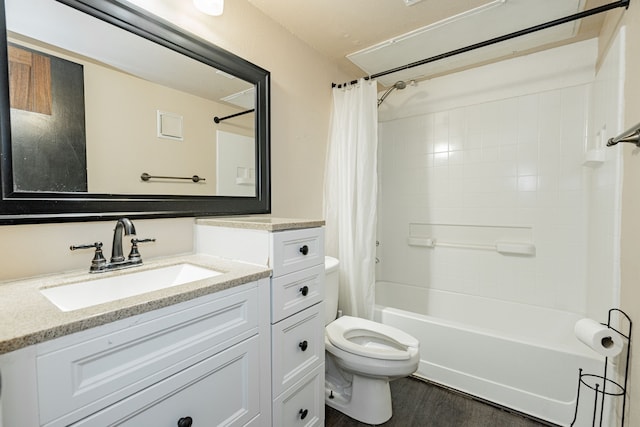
left=574, top=318, right=623, bottom=357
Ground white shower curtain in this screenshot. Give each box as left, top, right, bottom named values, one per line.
left=324, top=78, right=378, bottom=320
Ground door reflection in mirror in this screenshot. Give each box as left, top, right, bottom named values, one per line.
left=9, top=43, right=87, bottom=193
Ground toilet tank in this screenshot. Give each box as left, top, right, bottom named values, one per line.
left=324, top=256, right=340, bottom=325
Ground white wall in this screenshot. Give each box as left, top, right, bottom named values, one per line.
left=127, top=0, right=343, bottom=218
left=0, top=1, right=344, bottom=282
left=616, top=0, right=640, bottom=423
left=586, top=28, right=625, bottom=321
left=377, top=38, right=621, bottom=314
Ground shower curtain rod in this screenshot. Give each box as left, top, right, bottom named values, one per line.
left=331, top=0, right=630, bottom=89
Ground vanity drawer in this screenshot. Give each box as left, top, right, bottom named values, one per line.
left=271, top=264, right=324, bottom=323
left=37, top=287, right=258, bottom=426
left=69, top=335, right=260, bottom=427
left=272, top=302, right=324, bottom=397
left=270, top=227, right=324, bottom=277
left=272, top=364, right=325, bottom=427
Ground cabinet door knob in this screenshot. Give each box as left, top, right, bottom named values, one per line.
left=299, top=408, right=309, bottom=420
left=299, top=340, right=308, bottom=351
left=300, top=285, right=309, bottom=296
left=299, top=245, right=309, bottom=255
left=178, top=416, right=193, bottom=427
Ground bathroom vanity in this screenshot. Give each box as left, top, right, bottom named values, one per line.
left=196, top=217, right=326, bottom=427
left=0, top=0, right=327, bottom=424
left=0, top=254, right=271, bottom=426
left=0, top=217, right=324, bottom=427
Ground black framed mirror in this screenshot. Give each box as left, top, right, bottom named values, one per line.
left=0, top=0, right=270, bottom=224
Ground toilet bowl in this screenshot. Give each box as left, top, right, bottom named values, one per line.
left=324, top=256, right=419, bottom=425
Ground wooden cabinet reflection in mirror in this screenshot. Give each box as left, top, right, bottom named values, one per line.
left=7, top=44, right=87, bottom=193
left=8, top=45, right=52, bottom=114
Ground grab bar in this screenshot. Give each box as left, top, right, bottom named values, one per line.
left=407, top=237, right=535, bottom=256
left=607, top=122, right=640, bottom=147
left=140, top=173, right=205, bottom=183
left=213, top=108, right=254, bottom=124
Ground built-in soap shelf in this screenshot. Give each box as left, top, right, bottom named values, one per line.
left=583, top=126, right=607, bottom=167
left=407, top=223, right=535, bottom=256
left=583, top=149, right=606, bottom=166
left=235, top=167, right=255, bottom=186
left=407, top=237, right=535, bottom=255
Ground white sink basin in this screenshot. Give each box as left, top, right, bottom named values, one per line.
left=41, top=263, right=222, bottom=312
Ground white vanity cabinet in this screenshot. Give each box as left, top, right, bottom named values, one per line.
left=0, top=279, right=271, bottom=427
left=68, top=336, right=261, bottom=426
left=196, top=220, right=326, bottom=427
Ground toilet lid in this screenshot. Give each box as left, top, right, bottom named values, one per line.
left=326, top=316, right=419, bottom=361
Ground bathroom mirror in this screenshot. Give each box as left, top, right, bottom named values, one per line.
left=0, top=0, right=270, bottom=224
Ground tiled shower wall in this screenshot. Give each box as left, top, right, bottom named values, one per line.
left=377, top=38, right=622, bottom=315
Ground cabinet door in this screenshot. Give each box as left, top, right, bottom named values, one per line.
left=270, top=228, right=324, bottom=277
left=271, top=264, right=324, bottom=323
left=273, top=364, right=324, bottom=427
left=272, top=303, right=324, bottom=397
left=38, top=287, right=258, bottom=426
left=70, top=336, right=260, bottom=427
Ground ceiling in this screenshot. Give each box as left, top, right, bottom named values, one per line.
left=247, top=0, right=615, bottom=87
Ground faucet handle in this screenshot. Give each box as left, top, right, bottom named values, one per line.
left=70, top=242, right=102, bottom=251
left=128, top=238, right=156, bottom=263
left=70, top=242, right=107, bottom=272
left=132, top=238, right=156, bottom=244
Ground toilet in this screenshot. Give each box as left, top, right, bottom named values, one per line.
left=324, top=256, right=419, bottom=425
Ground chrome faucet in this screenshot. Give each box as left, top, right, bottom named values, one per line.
left=111, top=217, right=136, bottom=263
left=71, top=218, right=156, bottom=273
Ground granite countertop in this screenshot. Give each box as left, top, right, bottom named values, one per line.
left=0, top=254, right=271, bottom=355
left=196, top=215, right=325, bottom=231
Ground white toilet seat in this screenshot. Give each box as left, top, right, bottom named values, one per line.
left=326, top=316, right=419, bottom=361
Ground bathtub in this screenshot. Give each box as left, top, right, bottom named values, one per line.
left=374, top=281, right=606, bottom=426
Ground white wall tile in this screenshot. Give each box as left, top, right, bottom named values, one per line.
left=377, top=38, right=619, bottom=314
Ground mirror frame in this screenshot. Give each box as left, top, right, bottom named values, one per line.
left=0, top=0, right=270, bottom=224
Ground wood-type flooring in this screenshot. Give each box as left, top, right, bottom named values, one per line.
left=325, top=377, right=558, bottom=427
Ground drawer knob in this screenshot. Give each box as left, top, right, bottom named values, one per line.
left=299, top=245, right=309, bottom=255
left=300, top=285, right=309, bottom=296
left=299, top=340, right=308, bottom=351
left=299, top=409, right=309, bottom=420
left=177, top=416, right=193, bottom=427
